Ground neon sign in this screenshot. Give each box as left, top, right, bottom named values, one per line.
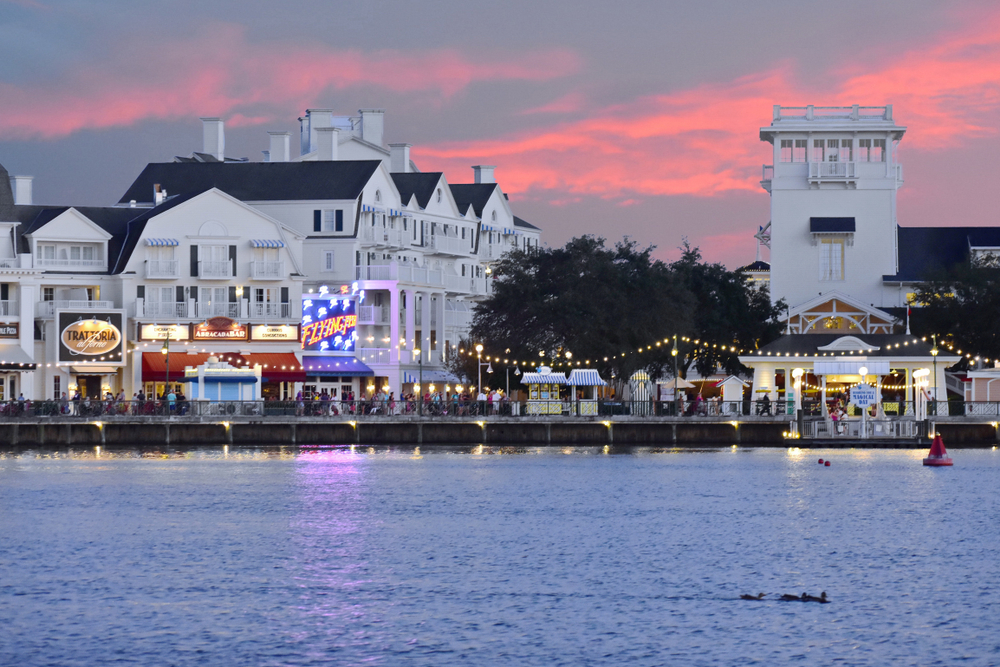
left=301, top=296, right=357, bottom=351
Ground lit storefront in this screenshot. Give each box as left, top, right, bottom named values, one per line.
left=299, top=289, right=373, bottom=398
left=0, top=323, right=34, bottom=400
left=56, top=310, right=125, bottom=399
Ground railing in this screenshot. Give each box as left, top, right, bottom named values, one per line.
left=428, top=235, right=474, bottom=256
left=249, top=302, right=291, bottom=318
left=809, top=161, right=857, bottom=180
left=356, top=347, right=391, bottom=365
left=145, top=301, right=187, bottom=317
left=250, top=261, right=284, bottom=280
left=196, top=302, right=240, bottom=318
left=358, top=305, right=389, bottom=324
left=773, top=105, right=892, bottom=122
left=355, top=264, right=446, bottom=287
left=199, top=261, right=233, bottom=279
left=35, top=300, right=114, bottom=317
left=359, top=226, right=405, bottom=247
left=0, top=258, right=23, bottom=269
left=0, top=300, right=18, bottom=316
left=35, top=258, right=105, bottom=269
left=145, top=260, right=179, bottom=279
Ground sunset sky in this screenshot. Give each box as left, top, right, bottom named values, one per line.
left=2, top=0, right=1000, bottom=268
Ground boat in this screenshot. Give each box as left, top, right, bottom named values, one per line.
left=923, top=433, right=953, bottom=466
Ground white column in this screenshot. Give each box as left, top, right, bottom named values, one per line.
left=404, top=289, right=416, bottom=358
left=417, top=291, right=429, bottom=363
left=434, top=293, right=446, bottom=364
left=389, top=287, right=400, bottom=364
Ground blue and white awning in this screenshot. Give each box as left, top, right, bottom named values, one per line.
left=362, top=204, right=387, bottom=213
left=521, top=371, right=568, bottom=385
left=567, top=369, right=607, bottom=387
left=402, top=370, right=460, bottom=384
left=481, top=225, right=517, bottom=235
left=145, top=238, right=179, bottom=247
left=250, top=239, right=285, bottom=248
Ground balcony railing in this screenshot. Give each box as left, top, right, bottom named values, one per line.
left=249, top=303, right=291, bottom=318
left=761, top=164, right=773, bottom=192
left=809, top=161, right=858, bottom=180
left=198, top=261, right=233, bottom=279
left=773, top=104, right=893, bottom=122
left=356, top=347, right=391, bottom=365
left=0, top=300, right=19, bottom=317
left=428, top=235, right=474, bottom=256
left=196, top=302, right=240, bottom=318
left=250, top=261, right=284, bottom=280
left=355, top=264, right=445, bottom=287
left=145, top=301, right=187, bottom=317
left=35, top=258, right=105, bottom=270
left=0, top=258, right=24, bottom=269
left=358, top=305, right=390, bottom=325
left=145, top=260, right=179, bottom=279
left=36, top=300, right=114, bottom=317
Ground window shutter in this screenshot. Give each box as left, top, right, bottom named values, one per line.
left=314, top=210, right=322, bottom=232
left=1, top=283, right=8, bottom=300
left=176, top=286, right=185, bottom=303
left=335, top=210, right=343, bottom=232
left=190, top=245, right=198, bottom=277
left=229, top=245, right=237, bottom=276
left=136, top=285, right=145, bottom=299
left=281, top=287, right=289, bottom=304
left=228, top=286, right=237, bottom=303
left=190, top=286, right=198, bottom=302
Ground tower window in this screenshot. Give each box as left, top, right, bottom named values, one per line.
left=780, top=139, right=807, bottom=163
left=819, top=239, right=845, bottom=281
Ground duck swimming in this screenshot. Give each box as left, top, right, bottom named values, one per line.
left=803, top=592, right=829, bottom=603
left=740, top=593, right=766, bottom=600
left=778, top=593, right=801, bottom=601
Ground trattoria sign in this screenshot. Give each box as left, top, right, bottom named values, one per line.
left=193, top=317, right=248, bottom=340
left=57, top=311, right=125, bottom=364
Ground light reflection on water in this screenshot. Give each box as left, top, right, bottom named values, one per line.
left=1, top=446, right=998, bottom=666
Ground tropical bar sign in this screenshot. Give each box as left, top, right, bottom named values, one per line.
left=301, top=296, right=357, bottom=351
left=57, top=311, right=125, bottom=363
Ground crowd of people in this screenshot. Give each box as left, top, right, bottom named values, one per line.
left=292, top=387, right=511, bottom=416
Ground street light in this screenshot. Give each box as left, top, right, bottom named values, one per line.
left=161, top=330, right=170, bottom=401
left=672, top=335, right=679, bottom=415
left=414, top=347, right=422, bottom=416
left=931, top=335, right=939, bottom=414
left=476, top=343, right=484, bottom=394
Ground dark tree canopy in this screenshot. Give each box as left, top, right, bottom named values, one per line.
left=461, top=236, right=785, bottom=386
left=911, top=253, right=1000, bottom=364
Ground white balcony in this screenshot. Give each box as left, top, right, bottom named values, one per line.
left=196, top=302, right=240, bottom=318
left=250, top=303, right=292, bottom=318
left=35, top=258, right=105, bottom=270
left=0, top=300, right=19, bottom=317
left=250, top=261, right=285, bottom=280
left=145, top=260, right=179, bottom=279
left=358, top=305, right=390, bottom=325
left=0, top=257, right=29, bottom=270
left=445, top=275, right=489, bottom=295
left=36, top=300, right=114, bottom=317
left=198, top=260, right=233, bottom=279
left=355, top=263, right=445, bottom=287
left=144, top=301, right=187, bottom=318
left=761, top=164, right=773, bottom=192
left=809, top=161, right=857, bottom=181
left=357, top=347, right=391, bottom=365
left=359, top=227, right=405, bottom=248
left=428, top=235, right=474, bottom=256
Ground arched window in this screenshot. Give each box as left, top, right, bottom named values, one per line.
left=436, top=188, right=442, bottom=203
left=491, top=211, right=497, bottom=223
left=375, top=190, right=382, bottom=203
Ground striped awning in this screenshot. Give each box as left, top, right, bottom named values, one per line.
left=567, top=369, right=607, bottom=386
left=521, top=372, right=568, bottom=385
left=250, top=239, right=285, bottom=248
left=361, top=204, right=386, bottom=213
left=145, top=238, right=179, bottom=247
left=402, top=370, right=460, bottom=384
left=481, top=224, right=517, bottom=235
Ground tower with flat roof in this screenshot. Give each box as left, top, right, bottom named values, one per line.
left=759, top=105, right=906, bottom=310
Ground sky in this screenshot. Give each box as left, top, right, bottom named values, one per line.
left=2, top=0, right=1000, bottom=268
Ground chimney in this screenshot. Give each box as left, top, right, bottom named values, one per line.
left=268, top=131, right=291, bottom=162
left=10, top=175, right=32, bottom=205
left=472, top=165, right=496, bottom=184
left=153, top=184, right=167, bottom=206
left=300, top=109, right=333, bottom=155
left=261, top=150, right=270, bottom=162
left=359, top=108, right=385, bottom=147
left=200, top=118, right=225, bottom=160
left=316, top=127, right=340, bottom=161
left=389, top=143, right=411, bottom=173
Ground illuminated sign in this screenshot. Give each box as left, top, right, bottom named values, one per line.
left=57, top=311, right=125, bottom=364
left=0, top=323, right=18, bottom=338
left=301, top=296, right=357, bottom=351
left=251, top=324, right=299, bottom=341
left=193, top=317, right=248, bottom=340
left=139, top=323, right=190, bottom=341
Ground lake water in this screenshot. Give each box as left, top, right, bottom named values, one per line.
left=1, top=445, right=998, bottom=666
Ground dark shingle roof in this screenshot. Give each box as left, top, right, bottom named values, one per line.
left=450, top=183, right=497, bottom=217
left=119, top=160, right=382, bottom=204
left=513, top=215, right=539, bottom=231
left=752, top=333, right=940, bottom=358
left=390, top=173, right=442, bottom=208
left=111, top=191, right=206, bottom=273
left=739, top=260, right=771, bottom=273
left=885, top=226, right=1000, bottom=282
left=0, top=163, right=15, bottom=221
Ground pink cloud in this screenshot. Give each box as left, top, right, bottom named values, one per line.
left=0, top=24, right=581, bottom=139
left=520, top=92, right=586, bottom=115
left=421, top=10, right=1000, bottom=201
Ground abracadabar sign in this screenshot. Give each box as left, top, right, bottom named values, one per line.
left=57, top=311, right=125, bottom=365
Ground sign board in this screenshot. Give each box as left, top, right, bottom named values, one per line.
left=139, top=323, right=190, bottom=341
left=850, top=383, right=878, bottom=408
left=301, top=296, right=357, bottom=351
left=57, top=311, right=125, bottom=364
left=193, top=317, right=247, bottom=341
left=251, top=324, right=299, bottom=341
left=0, top=323, right=18, bottom=339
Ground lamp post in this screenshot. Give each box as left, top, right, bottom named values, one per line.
left=671, top=335, right=679, bottom=416
left=858, top=366, right=869, bottom=439
left=414, top=347, right=422, bottom=416
left=930, top=335, right=939, bottom=415
left=475, top=343, right=484, bottom=394
left=791, top=368, right=803, bottom=436
left=505, top=348, right=512, bottom=397
left=161, top=331, right=170, bottom=411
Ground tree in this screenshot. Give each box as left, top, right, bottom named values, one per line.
left=911, top=253, right=1000, bottom=364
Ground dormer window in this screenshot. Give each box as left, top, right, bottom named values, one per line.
left=491, top=211, right=497, bottom=223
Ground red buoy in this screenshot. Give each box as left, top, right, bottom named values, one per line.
left=923, top=434, right=953, bottom=467
left=818, top=459, right=824, bottom=464
left=825, top=461, right=831, bottom=467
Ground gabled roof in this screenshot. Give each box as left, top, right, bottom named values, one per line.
left=744, top=333, right=952, bottom=359
left=514, top=215, right=539, bottom=231
left=111, top=190, right=207, bottom=273
left=0, top=163, right=15, bottom=221
left=16, top=205, right=144, bottom=266
left=739, top=260, right=770, bottom=273
left=885, top=226, right=1000, bottom=282
left=119, top=160, right=382, bottom=204
left=450, top=183, right=497, bottom=218
left=390, top=173, right=442, bottom=209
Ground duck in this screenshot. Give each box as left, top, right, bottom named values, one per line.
left=803, top=592, right=829, bottom=603
left=740, top=592, right=766, bottom=600
left=778, top=593, right=801, bottom=601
